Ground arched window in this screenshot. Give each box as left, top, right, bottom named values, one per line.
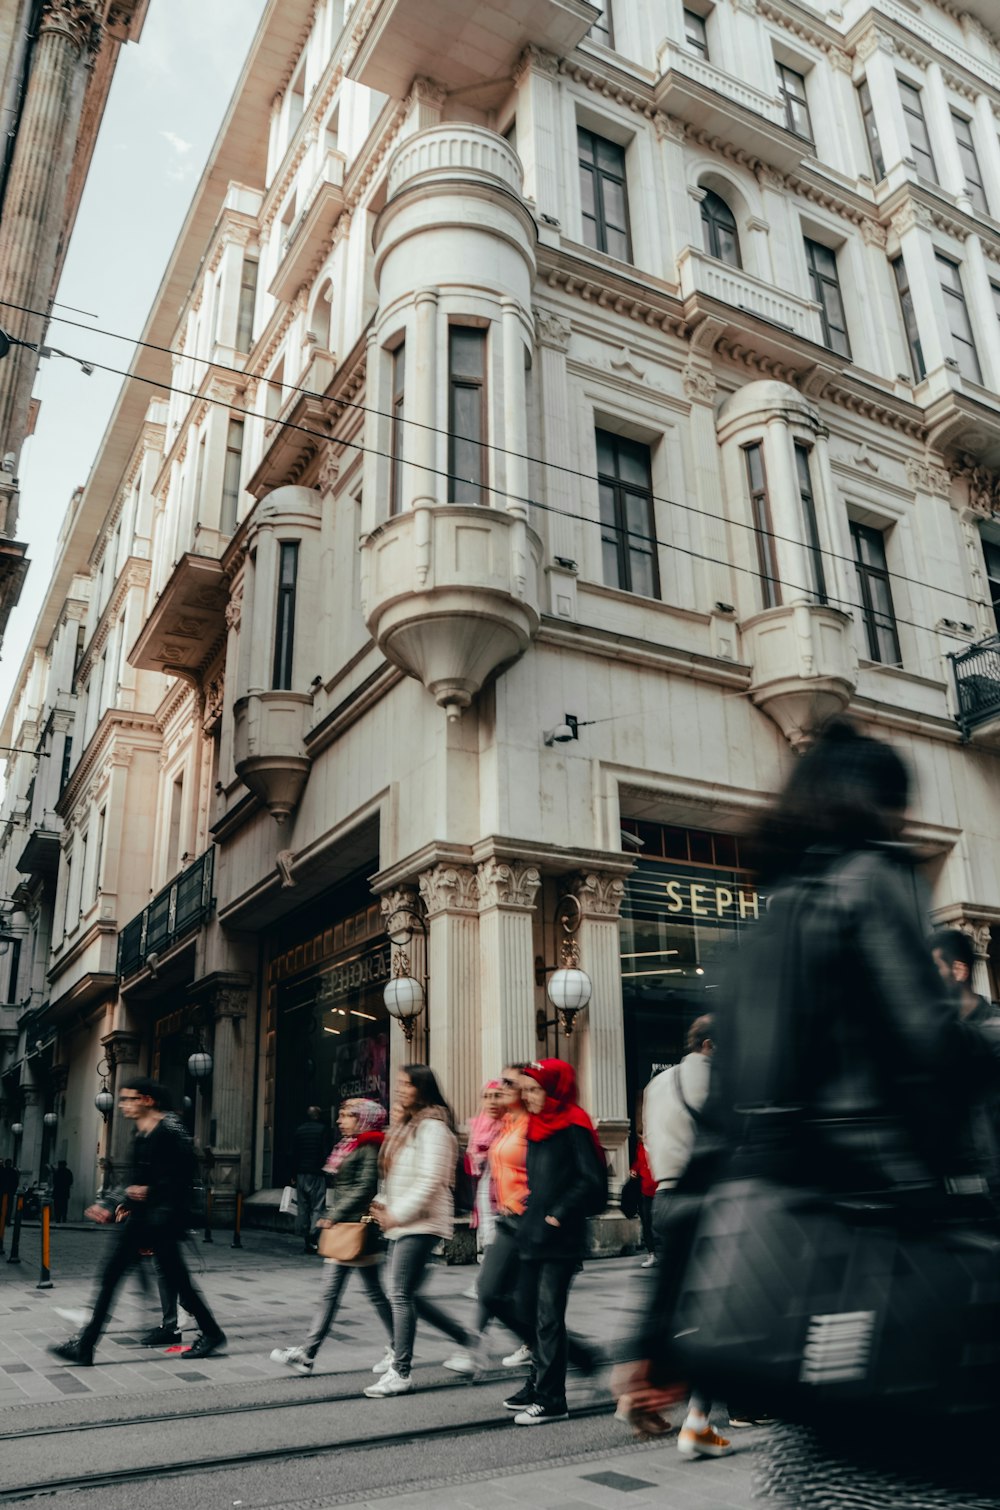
left=700, top=189, right=741, bottom=268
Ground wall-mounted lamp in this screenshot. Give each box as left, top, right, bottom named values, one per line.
left=382, top=902, right=428, bottom=1044
left=95, top=1056, right=113, bottom=1119
left=42, top=1112, right=57, bottom=1129
left=10, top=1122, right=23, bottom=1137
left=187, top=1048, right=214, bottom=1081
left=535, top=894, right=592, bottom=1039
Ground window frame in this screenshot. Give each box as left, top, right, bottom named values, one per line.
left=700, top=188, right=741, bottom=267
left=390, top=340, right=406, bottom=516
left=743, top=443, right=781, bottom=609
left=857, top=79, right=885, bottom=180
left=936, top=252, right=982, bottom=384
left=951, top=111, right=988, bottom=214
left=793, top=443, right=828, bottom=606
left=776, top=61, right=813, bottom=142
left=221, top=418, right=245, bottom=535
left=891, top=254, right=925, bottom=382
left=982, top=533, right=1000, bottom=637
left=577, top=126, right=633, bottom=264
left=898, top=78, right=938, bottom=182
left=588, top=0, right=614, bottom=48
left=447, top=326, right=488, bottom=507
left=596, top=428, right=661, bottom=600
left=850, top=520, right=901, bottom=666
left=804, top=238, right=851, bottom=358
left=683, top=8, right=709, bottom=59
left=235, top=257, right=259, bottom=355
left=4, top=936, right=20, bottom=1005
left=272, top=540, right=299, bottom=691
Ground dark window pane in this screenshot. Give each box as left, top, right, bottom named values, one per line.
left=577, top=127, right=632, bottom=262
left=892, top=255, right=925, bottom=382
left=688, top=830, right=713, bottom=864
left=450, top=327, right=485, bottom=380
left=858, top=79, right=885, bottom=179
left=662, top=825, right=689, bottom=859
left=595, top=427, right=658, bottom=598
left=850, top=521, right=900, bottom=665
left=684, top=9, right=708, bottom=58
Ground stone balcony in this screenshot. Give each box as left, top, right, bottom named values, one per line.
left=233, top=690, right=312, bottom=822
left=361, top=506, right=542, bottom=720
left=741, top=603, right=858, bottom=748
left=655, top=41, right=811, bottom=171
left=129, top=553, right=229, bottom=679
left=269, top=149, right=346, bottom=305
left=950, top=634, right=1000, bottom=745
left=347, top=0, right=599, bottom=98
left=677, top=247, right=836, bottom=378
left=920, top=369, right=1000, bottom=470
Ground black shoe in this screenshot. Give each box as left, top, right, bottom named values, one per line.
left=504, top=1381, right=536, bottom=1411
left=50, top=1338, right=94, bottom=1366
left=184, top=1331, right=226, bottom=1360
left=140, top=1326, right=183, bottom=1347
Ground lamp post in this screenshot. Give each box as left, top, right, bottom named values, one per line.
left=382, top=903, right=428, bottom=1046
left=535, top=893, right=593, bottom=1039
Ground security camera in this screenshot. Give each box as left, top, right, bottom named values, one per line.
left=620, top=829, right=645, bottom=850
left=1, top=452, right=15, bottom=474
left=544, top=723, right=576, bottom=745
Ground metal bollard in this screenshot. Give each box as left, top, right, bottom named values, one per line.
left=231, top=1190, right=243, bottom=1249
left=37, top=1200, right=53, bottom=1288
left=6, top=1192, right=23, bottom=1265
left=203, top=1189, right=213, bottom=1243
left=0, top=1191, right=7, bottom=1255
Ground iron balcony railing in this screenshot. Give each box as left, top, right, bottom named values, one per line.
left=117, top=847, right=215, bottom=979
left=950, top=635, right=1000, bottom=739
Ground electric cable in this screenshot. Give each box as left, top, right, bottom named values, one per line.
left=0, top=294, right=987, bottom=622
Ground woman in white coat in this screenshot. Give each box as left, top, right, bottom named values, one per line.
left=364, top=1065, right=471, bottom=1396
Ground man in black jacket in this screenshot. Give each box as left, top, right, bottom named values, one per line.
left=49, top=1078, right=225, bottom=1367
left=292, top=1105, right=331, bottom=1253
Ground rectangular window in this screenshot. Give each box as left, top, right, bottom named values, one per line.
left=899, top=79, right=937, bottom=182
left=272, top=541, right=299, bottom=690
left=4, top=936, right=20, bottom=1004
left=683, top=9, right=709, bottom=59
left=166, top=777, right=183, bottom=878
left=78, top=832, right=88, bottom=917
left=448, top=327, right=487, bottom=505
left=743, top=444, right=781, bottom=609
left=578, top=128, right=632, bottom=263
left=588, top=0, right=613, bottom=47
left=952, top=112, right=988, bottom=213
left=95, top=808, right=106, bottom=904
left=993, top=282, right=1000, bottom=325
left=194, top=433, right=206, bottom=507
left=851, top=521, right=901, bottom=665
left=221, top=418, right=244, bottom=534
left=776, top=61, right=813, bottom=141
left=982, top=535, right=1000, bottom=637
left=236, top=257, right=258, bottom=354
left=794, top=444, right=827, bottom=606
left=60, top=735, right=73, bottom=791
left=891, top=255, right=925, bottom=381
left=63, top=855, right=73, bottom=937
left=936, top=253, right=982, bottom=383
left=390, top=341, right=406, bottom=516
left=597, top=430, right=660, bottom=599
left=857, top=79, right=885, bottom=180
left=804, top=239, right=851, bottom=358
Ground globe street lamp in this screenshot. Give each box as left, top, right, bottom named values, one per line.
left=536, top=893, right=593, bottom=1039
left=382, top=903, right=428, bottom=1045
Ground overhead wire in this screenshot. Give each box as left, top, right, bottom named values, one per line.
left=0, top=295, right=987, bottom=625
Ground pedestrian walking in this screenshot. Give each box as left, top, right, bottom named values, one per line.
left=291, top=1105, right=332, bottom=1254
left=631, top=1141, right=656, bottom=1267
left=364, top=1065, right=471, bottom=1397
left=466, top=1080, right=505, bottom=1260
left=49, top=1077, right=225, bottom=1367
left=138, top=1110, right=197, bottom=1347
left=503, top=1058, right=607, bottom=1426
left=51, top=1160, right=73, bottom=1223
left=270, top=1097, right=393, bottom=1375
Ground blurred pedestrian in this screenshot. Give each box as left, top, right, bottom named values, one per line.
left=364, top=1065, right=471, bottom=1397
left=292, top=1105, right=332, bottom=1254
left=467, top=1079, right=505, bottom=1257
left=51, top=1160, right=73, bottom=1223
left=49, top=1077, right=225, bottom=1366
left=271, top=1098, right=393, bottom=1375
left=631, top=1141, right=656, bottom=1266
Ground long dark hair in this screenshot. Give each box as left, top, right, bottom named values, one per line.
left=747, top=719, right=910, bottom=884
left=402, top=1064, right=456, bottom=1132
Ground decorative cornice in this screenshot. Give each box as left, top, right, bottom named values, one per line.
left=55, top=709, right=161, bottom=820
left=75, top=557, right=150, bottom=685
left=40, top=0, right=99, bottom=51
left=906, top=456, right=952, bottom=496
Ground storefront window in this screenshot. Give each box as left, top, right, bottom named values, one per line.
left=620, top=821, right=765, bottom=1135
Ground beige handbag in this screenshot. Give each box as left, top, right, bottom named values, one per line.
left=318, top=1214, right=379, bottom=1265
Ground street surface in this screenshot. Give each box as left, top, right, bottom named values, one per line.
left=0, top=1223, right=762, bottom=1508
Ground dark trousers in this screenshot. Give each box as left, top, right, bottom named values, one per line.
left=475, top=1216, right=521, bottom=1334
left=305, top=1259, right=393, bottom=1358
left=53, top=1197, right=69, bottom=1223
left=296, top=1173, right=327, bottom=1244
left=386, top=1234, right=469, bottom=1377
left=517, top=1257, right=578, bottom=1412
left=639, top=1194, right=654, bottom=1256
left=81, top=1220, right=219, bottom=1349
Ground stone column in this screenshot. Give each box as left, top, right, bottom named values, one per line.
left=412, top=288, right=439, bottom=512
left=959, top=920, right=993, bottom=1001
left=190, top=973, right=252, bottom=1221
left=856, top=32, right=912, bottom=179
left=18, top=1085, right=42, bottom=1188
left=566, top=872, right=630, bottom=1191
left=476, top=857, right=540, bottom=1079
left=418, top=864, right=480, bottom=1124
left=959, top=234, right=1000, bottom=391
left=380, top=885, right=428, bottom=1071
left=104, top=1030, right=142, bottom=1174
left=889, top=202, right=949, bottom=377
left=922, top=64, right=971, bottom=212
left=0, top=0, right=101, bottom=512
left=535, top=312, right=578, bottom=616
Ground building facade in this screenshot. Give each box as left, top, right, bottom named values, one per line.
left=4, top=0, right=1000, bottom=1232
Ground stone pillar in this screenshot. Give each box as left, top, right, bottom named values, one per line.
left=476, top=857, right=540, bottom=1079
left=412, top=288, right=439, bottom=512
left=418, top=864, right=480, bottom=1124
left=191, top=973, right=252, bottom=1220
left=959, top=920, right=993, bottom=1002
left=535, top=311, right=578, bottom=615
left=960, top=234, right=1000, bottom=392
left=18, top=1085, right=42, bottom=1187
left=857, top=32, right=912, bottom=179
left=380, top=885, right=428, bottom=1071
left=0, top=0, right=101, bottom=515
left=922, top=63, right=970, bottom=212
left=889, top=202, right=949, bottom=377
left=104, top=1030, right=142, bottom=1174
left=566, top=872, right=630, bottom=1192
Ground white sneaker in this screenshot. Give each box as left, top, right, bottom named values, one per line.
left=270, top=1346, right=313, bottom=1376
left=372, top=1346, right=395, bottom=1374
left=641, top=1254, right=656, bottom=1268
left=502, top=1343, right=532, bottom=1368
left=364, top=1367, right=413, bottom=1397
left=443, top=1351, right=474, bottom=1374
left=462, top=1284, right=479, bottom=1300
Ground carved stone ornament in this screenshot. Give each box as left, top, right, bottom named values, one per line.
left=214, top=987, right=249, bottom=1021
left=418, top=863, right=479, bottom=916
left=317, top=449, right=339, bottom=496
left=41, top=0, right=99, bottom=50
left=609, top=347, right=647, bottom=381
left=755, top=165, right=786, bottom=193
left=828, top=49, right=854, bottom=75
left=653, top=113, right=686, bottom=144
left=569, top=872, right=627, bottom=919
left=204, top=677, right=225, bottom=728
left=953, top=458, right=1000, bottom=517
left=408, top=76, right=447, bottom=109
left=476, top=857, right=542, bottom=911
left=276, top=850, right=296, bottom=888
left=890, top=201, right=932, bottom=237
left=957, top=919, right=992, bottom=959
left=852, top=441, right=880, bottom=473
left=855, top=28, right=896, bottom=62
left=860, top=219, right=887, bottom=248
left=513, top=45, right=560, bottom=86
left=535, top=311, right=572, bottom=352
left=682, top=364, right=718, bottom=403
left=906, top=456, right=952, bottom=497
left=225, top=591, right=242, bottom=632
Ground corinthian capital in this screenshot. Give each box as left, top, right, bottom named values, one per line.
left=476, top=857, right=541, bottom=911
left=417, top=864, right=478, bottom=916
left=41, top=0, right=99, bottom=50
left=567, top=871, right=627, bottom=919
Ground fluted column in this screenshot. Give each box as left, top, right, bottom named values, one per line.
left=0, top=0, right=100, bottom=511
left=476, top=858, right=540, bottom=1078
left=566, top=871, right=630, bottom=1190
left=380, top=886, right=428, bottom=1068
left=418, top=864, right=480, bottom=1123
left=104, top=1031, right=142, bottom=1173
left=194, top=975, right=252, bottom=1219
left=959, top=920, right=993, bottom=1002
left=412, top=288, right=438, bottom=512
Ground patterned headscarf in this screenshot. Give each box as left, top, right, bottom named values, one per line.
left=324, top=1098, right=387, bottom=1175
left=466, top=1080, right=505, bottom=1174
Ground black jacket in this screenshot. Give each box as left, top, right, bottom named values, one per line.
left=326, top=1141, right=380, bottom=1224
left=129, top=1116, right=197, bottom=1233
left=292, top=1119, right=331, bottom=1175
left=519, top=1124, right=606, bottom=1260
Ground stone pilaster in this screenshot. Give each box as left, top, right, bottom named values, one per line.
left=958, top=920, right=993, bottom=1002
left=189, top=972, right=253, bottom=1218
left=418, top=864, right=480, bottom=1122
left=476, top=857, right=541, bottom=1078
left=565, top=871, right=630, bottom=1190
left=380, top=885, right=428, bottom=1066
left=103, top=1030, right=142, bottom=1173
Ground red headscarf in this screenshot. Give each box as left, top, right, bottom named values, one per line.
left=523, top=1059, right=605, bottom=1164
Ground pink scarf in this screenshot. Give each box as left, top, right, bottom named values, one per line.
left=324, top=1098, right=387, bottom=1175
left=466, top=1081, right=504, bottom=1176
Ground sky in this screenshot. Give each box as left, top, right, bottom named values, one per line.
left=0, top=0, right=268, bottom=718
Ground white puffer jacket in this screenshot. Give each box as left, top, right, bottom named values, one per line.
left=380, top=1113, right=456, bottom=1241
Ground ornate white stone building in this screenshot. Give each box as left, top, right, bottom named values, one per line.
left=4, top=0, right=1000, bottom=1231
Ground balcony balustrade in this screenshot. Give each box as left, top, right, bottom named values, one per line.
left=269, top=149, right=346, bottom=305
left=655, top=41, right=811, bottom=171
left=951, top=635, right=1000, bottom=742
left=117, top=847, right=215, bottom=980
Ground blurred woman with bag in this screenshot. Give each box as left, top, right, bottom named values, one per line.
left=269, top=1098, right=392, bottom=1375
left=467, top=1079, right=505, bottom=1259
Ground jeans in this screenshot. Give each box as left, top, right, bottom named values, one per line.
left=296, top=1173, right=327, bottom=1243
left=81, top=1220, right=220, bottom=1349
left=305, top=1259, right=393, bottom=1358
left=516, top=1257, right=578, bottom=1412
left=386, top=1234, right=469, bottom=1378
left=475, top=1216, right=521, bottom=1335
